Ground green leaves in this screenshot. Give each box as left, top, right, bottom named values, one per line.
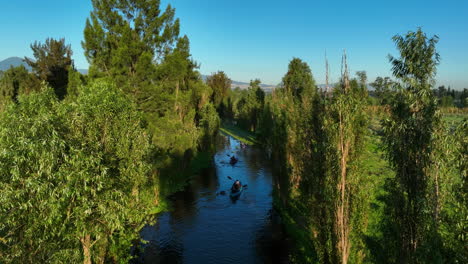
left=0, top=65, right=40, bottom=111
left=206, top=71, right=231, bottom=112
left=82, top=0, right=212, bottom=166
left=388, top=28, right=440, bottom=85
left=282, top=57, right=316, bottom=99
left=0, top=86, right=72, bottom=262
left=0, top=82, right=153, bottom=263
left=83, top=0, right=180, bottom=85
left=381, top=28, right=448, bottom=263
left=25, top=38, right=73, bottom=100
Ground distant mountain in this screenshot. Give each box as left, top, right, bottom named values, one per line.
left=317, top=83, right=374, bottom=91
left=77, top=69, right=88, bottom=75
left=0, top=57, right=31, bottom=71
left=201, top=74, right=276, bottom=92
left=0, top=57, right=88, bottom=74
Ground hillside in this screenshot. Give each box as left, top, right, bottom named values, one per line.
left=201, top=74, right=276, bottom=91
left=0, top=57, right=88, bottom=74
left=0, top=57, right=32, bottom=71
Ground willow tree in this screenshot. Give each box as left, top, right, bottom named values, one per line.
left=0, top=82, right=154, bottom=263
left=382, top=28, right=441, bottom=263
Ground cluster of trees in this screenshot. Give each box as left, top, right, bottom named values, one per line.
left=0, top=38, right=80, bottom=110
left=369, top=78, right=468, bottom=108
left=220, top=79, right=265, bottom=132
left=262, top=56, right=369, bottom=263
left=0, top=0, right=221, bottom=263
left=432, top=86, right=468, bottom=107
left=0, top=1, right=466, bottom=262
left=226, top=29, right=466, bottom=263
left=1, top=83, right=154, bottom=263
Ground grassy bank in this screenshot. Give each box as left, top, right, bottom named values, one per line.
left=220, top=122, right=259, bottom=145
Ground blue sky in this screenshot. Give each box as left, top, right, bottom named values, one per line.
left=1, top=0, right=467, bottom=89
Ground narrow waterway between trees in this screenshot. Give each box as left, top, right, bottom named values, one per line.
left=135, top=133, right=290, bottom=263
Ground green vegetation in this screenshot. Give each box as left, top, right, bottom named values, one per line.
left=25, top=38, right=74, bottom=100
left=0, top=0, right=467, bottom=262
left=0, top=1, right=221, bottom=263
left=0, top=83, right=156, bottom=263
left=206, top=71, right=231, bottom=117
left=442, top=113, right=467, bottom=124
left=238, top=28, right=466, bottom=264
left=261, top=55, right=372, bottom=263
left=221, top=80, right=265, bottom=133
left=220, top=122, right=259, bottom=145
left=380, top=28, right=442, bottom=262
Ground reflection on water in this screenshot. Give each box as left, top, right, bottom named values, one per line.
left=135, top=134, right=290, bottom=264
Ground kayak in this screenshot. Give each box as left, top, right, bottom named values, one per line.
left=230, top=186, right=243, bottom=198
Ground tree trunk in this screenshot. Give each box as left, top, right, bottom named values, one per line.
left=81, top=234, right=92, bottom=264
left=337, top=111, right=350, bottom=264
left=174, top=81, right=179, bottom=109
left=434, top=163, right=440, bottom=223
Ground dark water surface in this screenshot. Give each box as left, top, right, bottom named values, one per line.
left=135, top=134, right=290, bottom=263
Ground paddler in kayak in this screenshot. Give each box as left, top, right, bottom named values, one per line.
left=229, top=156, right=238, bottom=165
left=231, top=180, right=241, bottom=192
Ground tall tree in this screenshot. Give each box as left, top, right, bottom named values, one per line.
left=266, top=56, right=368, bottom=263
left=82, top=0, right=209, bottom=159
left=382, top=28, right=441, bottom=263
left=282, top=57, right=315, bottom=99
left=206, top=71, right=231, bottom=115
left=82, top=0, right=180, bottom=97
left=326, top=54, right=368, bottom=264
left=25, top=38, right=73, bottom=99
left=236, top=79, right=265, bottom=131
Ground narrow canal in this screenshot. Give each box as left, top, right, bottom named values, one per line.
left=135, top=134, right=290, bottom=263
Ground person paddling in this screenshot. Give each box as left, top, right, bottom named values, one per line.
left=231, top=180, right=241, bottom=192
left=230, top=156, right=238, bottom=165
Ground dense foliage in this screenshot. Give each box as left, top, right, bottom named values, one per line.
left=0, top=0, right=466, bottom=261
left=0, top=65, right=40, bottom=111
left=25, top=38, right=74, bottom=99
left=206, top=71, right=231, bottom=116
left=83, top=0, right=217, bottom=166
left=260, top=57, right=369, bottom=264
left=0, top=83, right=156, bottom=263
left=247, top=29, right=466, bottom=264
left=0, top=1, right=221, bottom=263
left=380, top=29, right=442, bottom=263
